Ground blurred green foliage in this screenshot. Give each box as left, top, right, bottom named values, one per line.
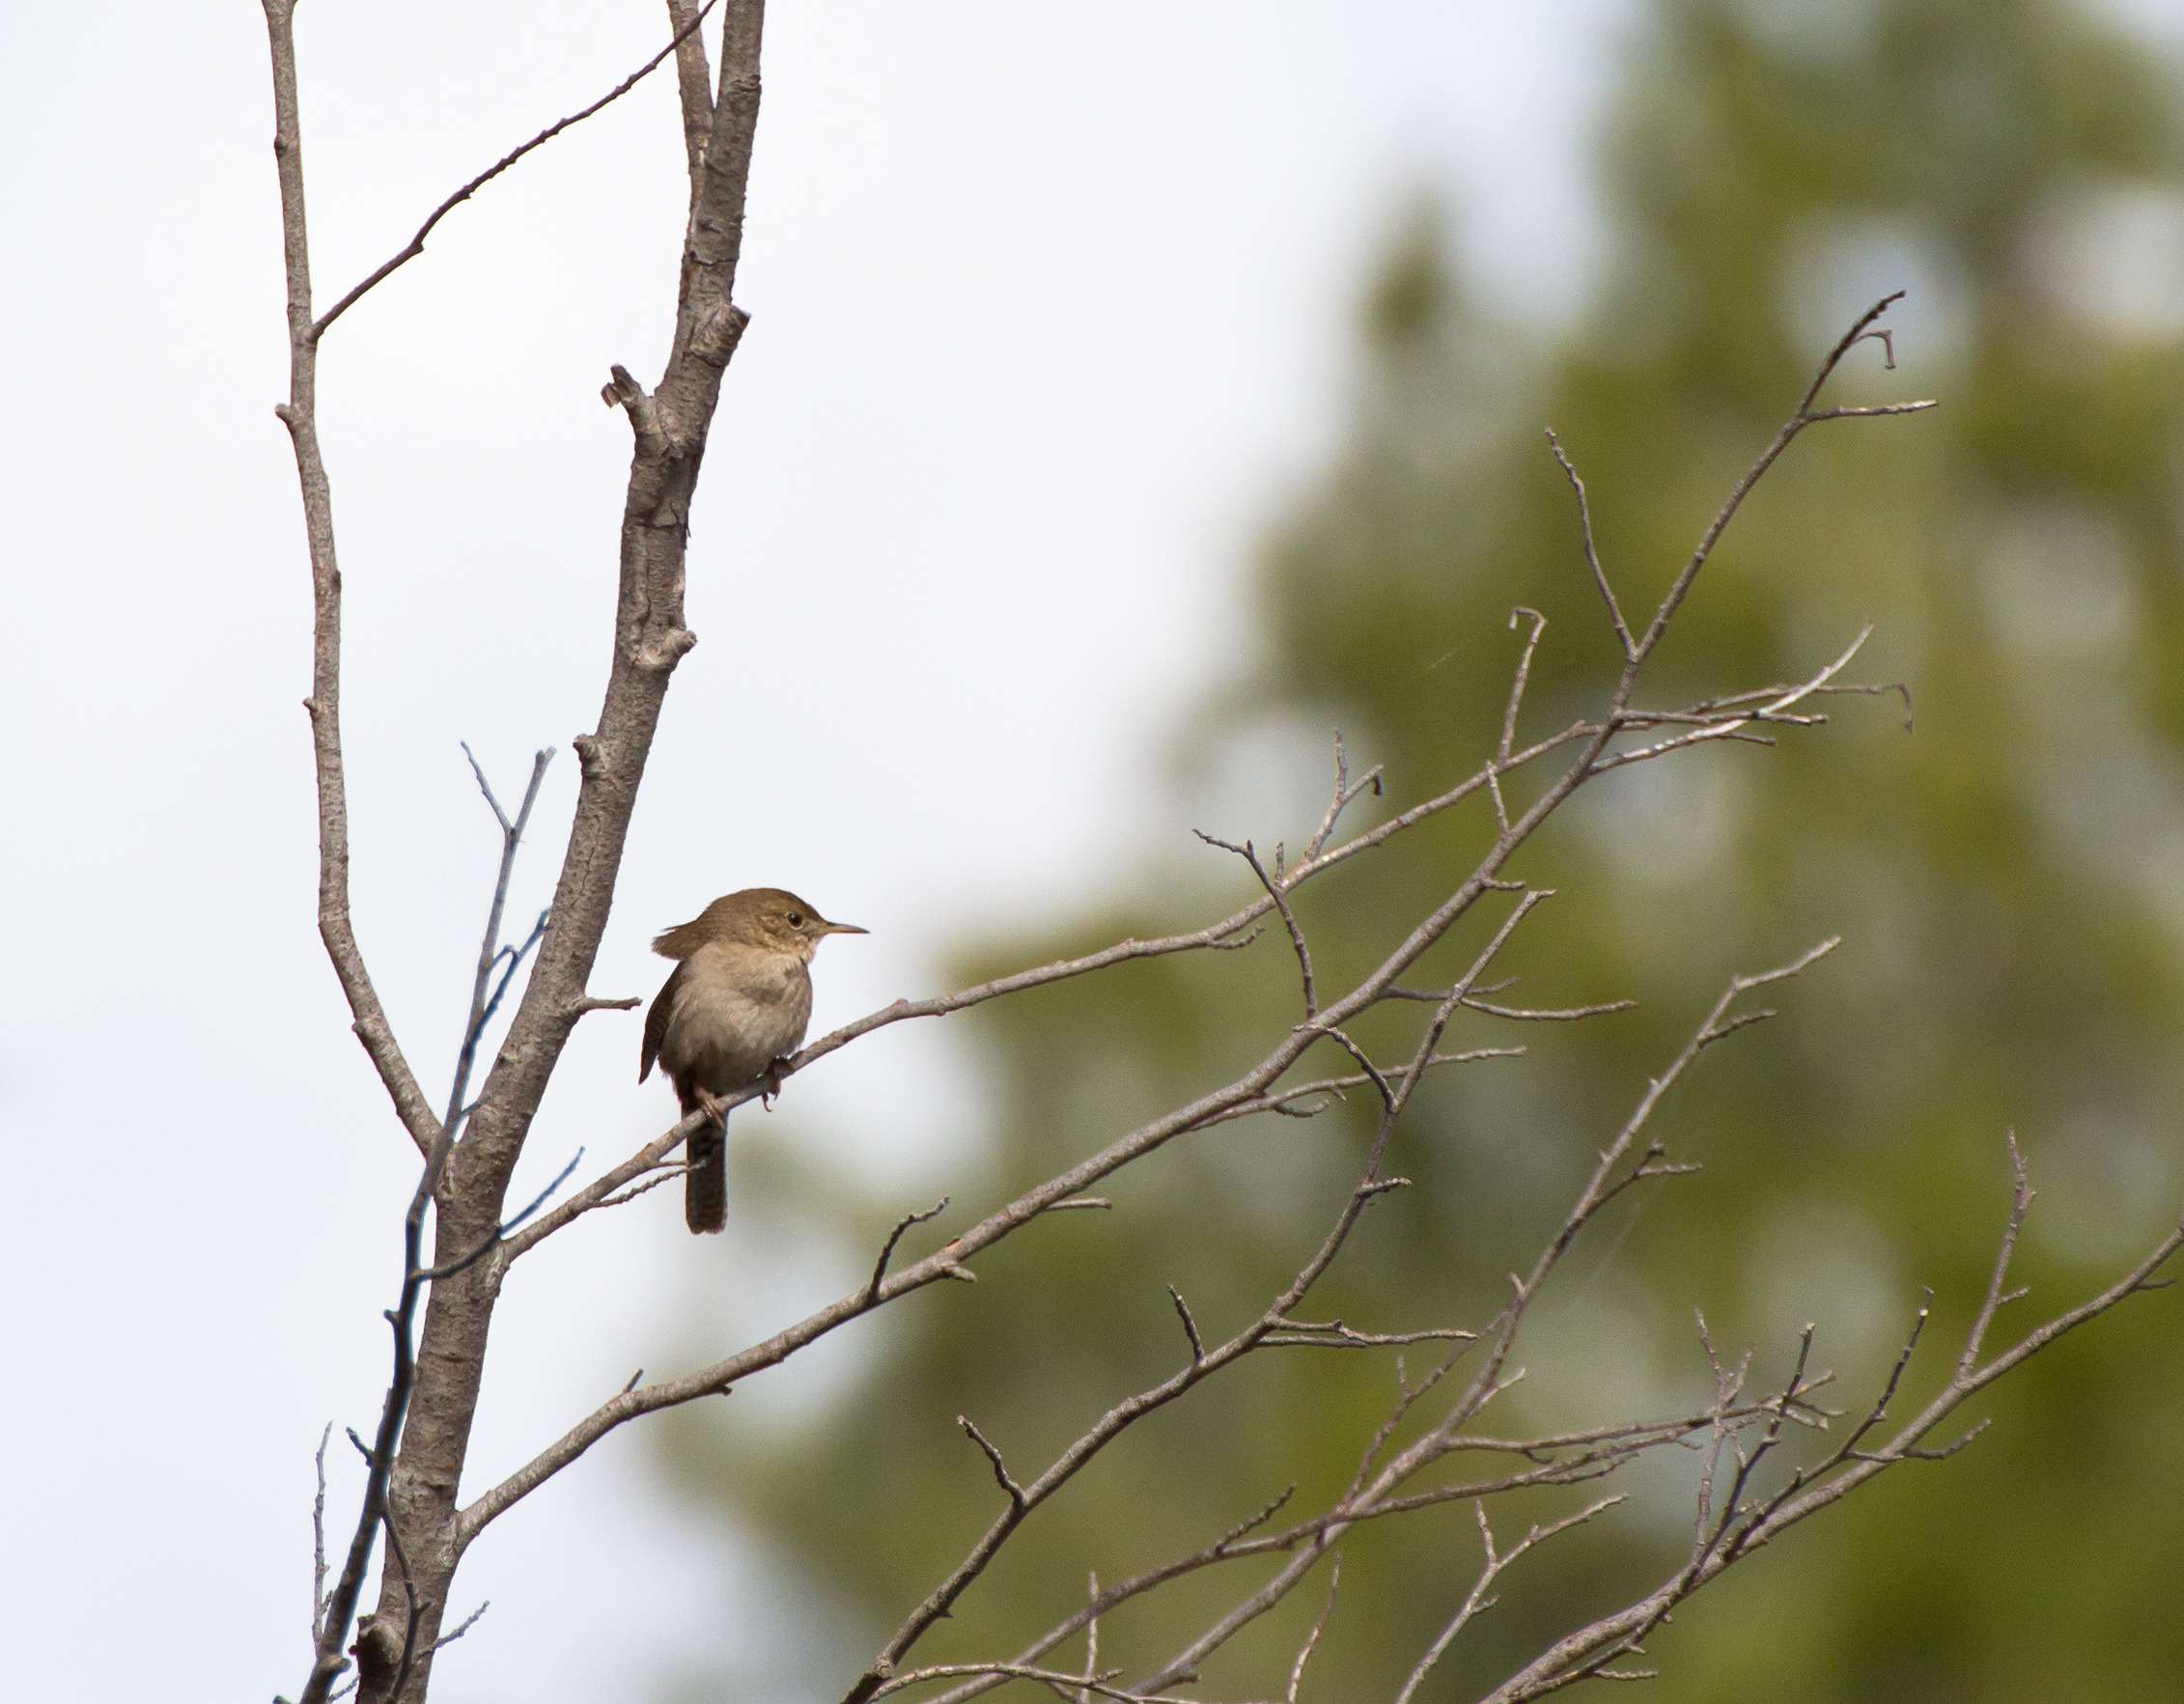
left=670, top=2, right=2184, bottom=1698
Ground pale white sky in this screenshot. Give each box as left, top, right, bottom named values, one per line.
left=0, top=3, right=1654, bottom=1699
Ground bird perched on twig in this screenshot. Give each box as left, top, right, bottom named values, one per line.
left=640, top=887, right=867, bottom=1234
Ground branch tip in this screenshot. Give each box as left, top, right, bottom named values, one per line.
left=1167, top=1284, right=1206, bottom=1362
left=958, top=1415, right=1028, bottom=1509
left=868, top=1198, right=951, bottom=1301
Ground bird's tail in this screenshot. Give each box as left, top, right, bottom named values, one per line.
left=686, top=1122, right=727, bottom=1234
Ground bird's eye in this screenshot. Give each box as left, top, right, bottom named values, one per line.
left=786, top=911, right=804, bottom=927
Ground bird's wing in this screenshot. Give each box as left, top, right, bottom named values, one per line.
left=640, top=961, right=686, bottom=1083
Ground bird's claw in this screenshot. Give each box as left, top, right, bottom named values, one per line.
left=693, top=1087, right=730, bottom=1126
left=760, top=1059, right=790, bottom=1108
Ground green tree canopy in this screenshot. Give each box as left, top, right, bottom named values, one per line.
left=674, top=3, right=2184, bottom=1698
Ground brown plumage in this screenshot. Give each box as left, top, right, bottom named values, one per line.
left=640, top=887, right=867, bottom=1233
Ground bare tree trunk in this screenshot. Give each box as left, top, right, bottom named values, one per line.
left=363, top=10, right=762, bottom=1696
left=260, top=5, right=764, bottom=1698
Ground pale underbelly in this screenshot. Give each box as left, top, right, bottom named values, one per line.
left=663, top=982, right=811, bottom=1093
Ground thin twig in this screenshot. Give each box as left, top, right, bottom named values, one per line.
left=1261, top=1323, right=1476, bottom=1350
left=1167, top=1285, right=1205, bottom=1363
left=1623, top=296, right=1933, bottom=670
left=430, top=1600, right=490, bottom=1654
left=870, top=1199, right=951, bottom=1304
left=958, top=1417, right=1028, bottom=1510
left=420, top=1148, right=586, bottom=1282
left=311, top=3, right=724, bottom=339
left=1285, top=1557, right=1340, bottom=1704
left=1196, top=831, right=1316, bottom=1018
left=1394, top=1497, right=1624, bottom=1704
left=1078, top=1573, right=1101, bottom=1704
left=1303, top=731, right=1385, bottom=861
left=595, top=1163, right=693, bottom=1213
left=311, top=1422, right=332, bottom=1639
left=1490, top=608, right=1550, bottom=832
left=873, top=1663, right=1198, bottom=1704
left=1546, top=432, right=1634, bottom=659
left=1196, top=1048, right=1526, bottom=1129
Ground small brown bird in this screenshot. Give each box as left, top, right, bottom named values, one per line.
left=640, top=887, right=867, bottom=1233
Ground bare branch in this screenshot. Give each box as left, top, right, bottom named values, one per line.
left=469, top=833, right=1584, bottom=1551
left=1261, top=1322, right=1477, bottom=1351
left=959, top=1417, right=1028, bottom=1511
left=1474, top=994, right=1638, bottom=1023
left=1078, top=1573, right=1101, bottom=1704
left=1624, top=297, right=1932, bottom=671
left=1195, top=830, right=1318, bottom=1018
left=496, top=1109, right=712, bottom=1261
left=568, top=993, right=643, bottom=1018
left=1303, top=731, right=1385, bottom=861
left=778, top=717, right=1604, bottom=1082
left=1394, top=1497, right=1623, bottom=1704
left=1387, top=984, right=1638, bottom=1023
left=1125, top=947, right=1834, bottom=1696
left=1546, top=432, right=1634, bottom=660
left=592, top=1161, right=690, bottom=1213
left=870, top=1199, right=951, bottom=1304
left=1286, top=1557, right=1340, bottom=1704
left=429, top=1602, right=489, bottom=1655
left=1486, top=610, right=1549, bottom=834
left=1500, top=607, right=1550, bottom=764
left=1594, top=625, right=1879, bottom=775
left=875, top=1663, right=1199, bottom=1704
left=444, top=749, right=552, bottom=1135
left=282, top=764, right=562, bottom=1704
left=825, top=310, right=1963, bottom=1704
left=917, top=1381, right=1831, bottom=1704
left=419, top=1149, right=585, bottom=1282
left=1957, top=1130, right=2033, bottom=1380
left=263, top=0, right=443, bottom=1168
left=1192, top=1048, right=1525, bottom=1130
left=1167, top=1285, right=1206, bottom=1363
left=665, top=0, right=715, bottom=197
left=312, top=1423, right=333, bottom=1639
left=1804, top=401, right=1939, bottom=422
left=311, top=2, right=724, bottom=339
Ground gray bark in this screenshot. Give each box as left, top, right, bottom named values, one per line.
left=259, top=5, right=766, bottom=1698
left=372, top=13, right=763, bottom=1697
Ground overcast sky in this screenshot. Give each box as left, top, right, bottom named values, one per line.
left=0, top=1, right=1841, bottom=1698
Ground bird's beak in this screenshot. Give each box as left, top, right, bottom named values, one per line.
left=820, top=919, right=869, bottom=936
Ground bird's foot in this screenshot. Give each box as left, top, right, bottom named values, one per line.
left=759, top=1059, right=790, bottom=1108
left=693, top=1087, right=730, bottom=1126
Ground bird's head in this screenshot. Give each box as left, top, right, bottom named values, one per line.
left=652, top=887, right=869, bottom=963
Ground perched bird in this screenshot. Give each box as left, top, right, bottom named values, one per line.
left=640, top=887, right=867, bottom=1233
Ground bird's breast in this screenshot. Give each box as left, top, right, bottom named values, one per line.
left=659, top=943, right=815, bottom=1093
